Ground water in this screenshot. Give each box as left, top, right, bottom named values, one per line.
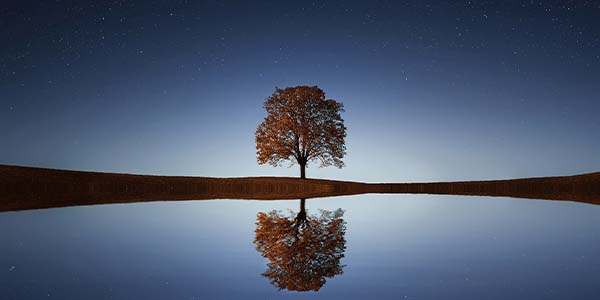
left=1, top=195, right=599, bottom=299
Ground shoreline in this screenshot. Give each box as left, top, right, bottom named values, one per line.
left=1, top=164, right=599, bottom=212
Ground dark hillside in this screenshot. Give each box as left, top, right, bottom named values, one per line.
left=1, top=165, right=598, bottom=212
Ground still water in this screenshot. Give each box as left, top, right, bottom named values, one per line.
left=1, top=194, right=599, bottom=299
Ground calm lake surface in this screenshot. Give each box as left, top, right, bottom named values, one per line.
left=1, top=194, right=599, bottom=299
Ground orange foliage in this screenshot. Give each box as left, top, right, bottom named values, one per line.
left=256, top=86, right=346, bottom=178
left=254, top=202, right=346, bottom=291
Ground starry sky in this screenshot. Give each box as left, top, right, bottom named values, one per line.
left=1, top=0, right=599, bottom=182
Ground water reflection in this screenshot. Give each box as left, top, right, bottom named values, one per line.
left=254, top=199, right=346, bottom=291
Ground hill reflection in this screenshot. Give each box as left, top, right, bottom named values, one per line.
left=1, top=165, right=599, bottom=212
left=254, top=199, right=346, bottom=291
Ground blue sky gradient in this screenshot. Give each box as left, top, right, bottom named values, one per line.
left=1, top=1, right=599, bottom=182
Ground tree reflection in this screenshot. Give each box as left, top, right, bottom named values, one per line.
left=254, top=199, right=346, bottom=291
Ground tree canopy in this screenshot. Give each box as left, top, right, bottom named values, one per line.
left=256, top=86, right=346, bottom=178
left=254, top=201, right=346, bottom=291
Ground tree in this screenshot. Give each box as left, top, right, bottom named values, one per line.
left=256, top=86, right=347, bottom=179
left=254, top=199, right=346, bottom=292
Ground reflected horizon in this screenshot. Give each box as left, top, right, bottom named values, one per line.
left=2, top=164, right=599, bottom=213
left=2, top=194, right=600, bottom=299
left=2, top=0, right=598, bottom=298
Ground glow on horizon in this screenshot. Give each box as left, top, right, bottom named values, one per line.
left=1, top=1, right=598, bottom=182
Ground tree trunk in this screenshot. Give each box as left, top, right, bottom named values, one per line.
left=295, top=198, right=307, bottom=225
left=299, top=161, right=306, bottom=179
left=294, top=199, right=306, bottom=225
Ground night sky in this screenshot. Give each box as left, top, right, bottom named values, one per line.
left=1, top=1, right=599, bottom=182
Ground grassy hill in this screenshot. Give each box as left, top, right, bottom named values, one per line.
left=1, top=165, right=598, bottom=212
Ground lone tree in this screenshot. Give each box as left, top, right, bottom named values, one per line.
left=256, top=86, right=346, bottom=179
left=254, top=200, right=346, bottom=291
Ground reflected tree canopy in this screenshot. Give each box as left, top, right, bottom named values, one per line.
left=254, top=199, right=347, bottom=291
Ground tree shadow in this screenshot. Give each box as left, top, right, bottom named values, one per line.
left=254, top=199, right=347, bottom=292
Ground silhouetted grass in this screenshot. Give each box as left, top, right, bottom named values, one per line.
left=1, top=165, right=598, bottom=212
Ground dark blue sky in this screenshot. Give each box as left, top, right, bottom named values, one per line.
left=1, top=0, right=599, bottom=182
